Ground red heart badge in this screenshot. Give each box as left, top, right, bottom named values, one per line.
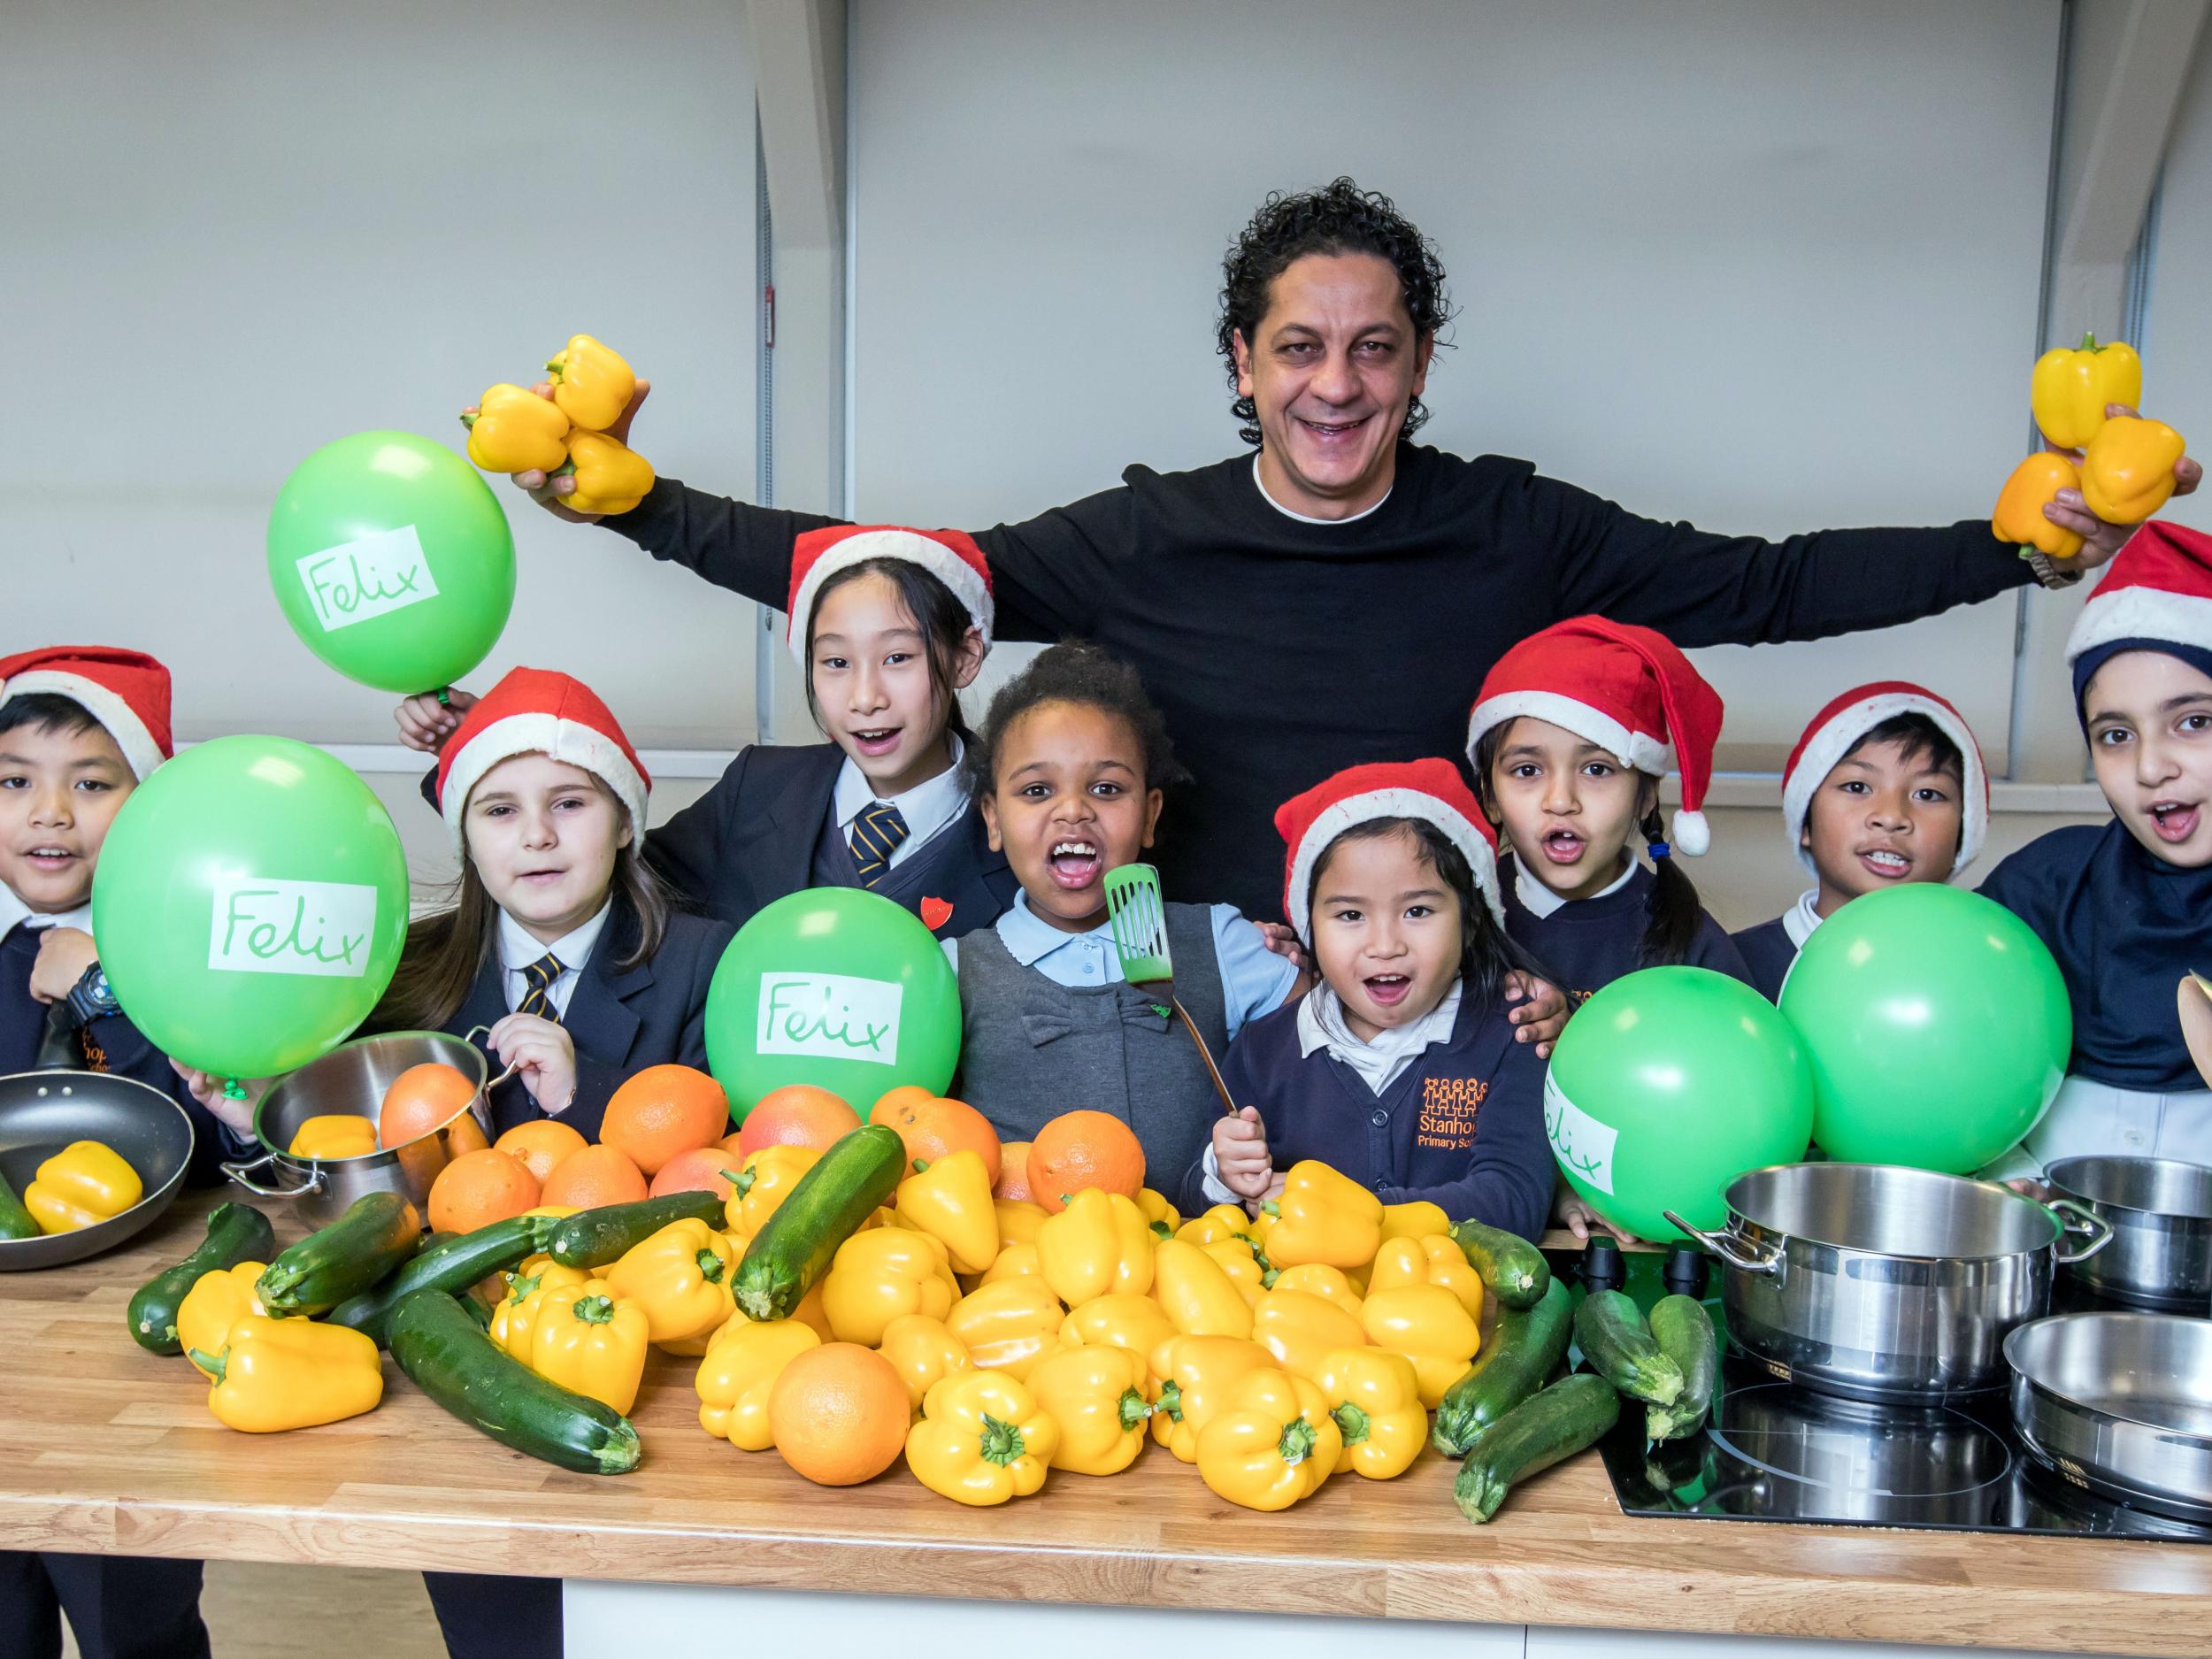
left=920, top=896, right=954, bottom=932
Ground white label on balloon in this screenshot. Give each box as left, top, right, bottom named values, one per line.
left=757, top=972, right=903, bottom=1065
left=295, top=524, right=440, bottom=632
left=1543, top=1072, right=1618, bottom=1195
left=208, top=877, right=379, bottom=977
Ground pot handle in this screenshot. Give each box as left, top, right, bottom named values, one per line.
left=219, top=1150, right=324, bottom=1200
left=461, top=1024, right=522, bottom=1094
left=1663, top=1210, right=1781, bottom=1276
left=2047, top=1194, right=2116, bottom=1264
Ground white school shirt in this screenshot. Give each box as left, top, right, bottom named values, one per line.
left=1511, top=855, right=1638, bottom=918
left=496, top=901, right=612, bottom=1020
left=831, top=733, right=970, bottom=873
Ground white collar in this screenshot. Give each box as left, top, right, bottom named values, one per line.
left=1513, top=854, right=1637, bottom=918
left=0, top=884, right=91, bottom=936
left=1251, top=455, right=1392, bottom=526
left=497, top=898, right=613, bottom=977
left=993, top=887, right=1112, bottom=966
left=833, top=732, right=969, bottom=849
left=1782, top=887, right=1824, bottom=949
left=1296, top=979, right=1463, bottom=1094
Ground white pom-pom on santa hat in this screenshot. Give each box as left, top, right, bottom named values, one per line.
left=2066, top=520, right=2212, bottom=667
left=1277, top=759, right=1503, bottom=940
left=1781, top=682, right=1988, bottom=875
left=1465, top=617, right=1724, bottom=856
left=786, top=525, right=995, bottom=671
left=0, top=646, right=173, bottom=780
left=435, top=668, right=650, bottom=860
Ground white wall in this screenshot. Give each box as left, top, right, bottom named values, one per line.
left=2145, top=22, right=2212, bottom=537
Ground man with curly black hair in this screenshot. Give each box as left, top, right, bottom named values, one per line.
left=503, top=178, right=2195, bottom=922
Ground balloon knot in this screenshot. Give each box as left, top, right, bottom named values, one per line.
left=222, top=1079, right=248, bottom=1101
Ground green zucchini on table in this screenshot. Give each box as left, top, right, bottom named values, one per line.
left=1454, top=1372, right=1621, bottom=1524
left=0, top=1166, right=38, bottom=1241
left=1449, top=1217, right=1550, bottom=1310
left=388, top=1289, right=641, bottom=1475
left=125, top=1202, right=278, bottom=1354
left=544, top=1190, right=728, bottom=1269
left=256, top=1191, right=422, bottom=1317
left=1432, top=1277, right=1574, bottom=1456
left=1644, top=1294, right=1718, bottom=1441
left=1573, top=1288, right=1683, bottom=1406
left=327, top=1211, right=563, bottom=1346
left=733, top=1124, right=905, bottom=1321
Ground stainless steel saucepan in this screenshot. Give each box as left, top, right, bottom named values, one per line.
left=2007, top=1311, right=2212, bottom=1522
left=2042, top=1155, right=2212, bottom=1310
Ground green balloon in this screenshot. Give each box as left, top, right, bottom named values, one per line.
left=1779, top=883, right=2069, bottom=1173
left=266, top=431, right=516, bottom=694
left=705, top=888, right=961, bottom=1120
left=90, top=736, right=411, bottom=1080
left=1545, top=966, right=1814, bottom=1240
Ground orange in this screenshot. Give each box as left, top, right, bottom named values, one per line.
left=768, top=1342, right=910, bottom=1486
left=718, top=1130, right=748, bottom=1156
left=739, top=1085, right=862, bottom=1159
left=994, top=1142, right=1035, bottom=1202
left=494, top=1119, right=589, bottom=1185
left=427, top=1148, right=541, bottom=1234
left=538, top=1142, right=649, bottom=1209
left=649, top=1145, right=745, bottom=1202
left=868, top=1092, right=1001, bottom=1187
left=1027, top=1111, right=1144, bottom=1214
left=445, top=1112, right=491, bottom=1156
left=599, top=1064, right=730, bottom=1176
left=378, top=1063, right=480, bottom=1149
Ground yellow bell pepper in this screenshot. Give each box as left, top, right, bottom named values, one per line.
left=25, top=1141, right=141, bottom=1234
left=1194, top=1366, right=1342, bottom=1511
left=526, top=1279, right=649, bottom=1414
left=1028, top=1344, right=1153, bottom=1475
left=944, top=1275, right=1064, bottom=1380
left=1059, top=1291, right=1177, bottom=1359
left=1037, top=1188, right=1156, bottom=1304
left=190, top=1315, right=383, bottom=1432
left=695, top=1317, right=820, bottom=1449
left=1198, top=1238, right=1268, bottom=1307
left=1146, top=1333, right=1272, bottom=1463
left=1365, top=1234, right=1486, bottom=1321
left=1993, top=453, right=2087, bottom=559
left=878, top=1312, right=970, bottom=1410
left=725, top=1144, right=821, bottom=1240
left=1359, top=1283, right=1481, bottom=1407
left=1263, top=1162, right=1382, bottom=1271
left=2032, top=333, right=2143, bottom=450
left=1270, top=1262, right=1364, bottom=1316
left=1176, top=1203, right=1256, bottom=1248
left=1150, top=1238, right=1256, bottom=1339
left=544, top=333, right=638, bottom=432
left=1252, top=1287, right=1369, bottom=1381
left=979, top=1240, right=1043, bottom=1286
left=1380, top=1200, right=1452, bottom=1242
left=287, top=1114, right=377, bottom=1161
left=605, top=1217, right=738, bottom=1346
left=1313, top=1347, right=1427, bottom=1480
left=1136, top=1189, right=1181, bottom=1240
left=820, top=1226, right=957, bottom=1347
left=492, top=1258, right=589, bottom=1357
left=557, top=429, right=656, bottom=517
left=906, top=1370, right=1061, bottom=1506
left=895, top=1149, right=999, bottom=1275
left=178, top=1263, right=267, bottom=1379
left=995, top=1198, right=1048, bottom=1248
left=2080, top=417, right=2186, bottom=526
left=461, top=382, right=571, bottom=474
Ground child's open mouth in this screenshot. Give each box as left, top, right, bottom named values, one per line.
left=1363, top=973, right=1412, bottom=1009
left=1855, top=845, right=1912, bottom=880
left=849, top=727, right=902, bottom=759
left=2150, top=801, right=2202, bottom=844
left=1046, top=840, right=1102, bottom=888
left=21, top=846, right=77, bottom=874
left=1540, top=827, right=1586, bottom=865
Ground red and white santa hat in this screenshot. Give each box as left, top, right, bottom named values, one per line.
left=0, top=647, right=173, bottom=780
left=2066, top=521, right=2212, bottom=669
left=1277, top=759, right=1503, bottom=939
left=786, top=525, right=994, bottom=671
left=1465, top=617, right=1724, bottom=856
left=1780, top=682, right=1988, bottom=875
left=435, top=668, right=650, bottom=858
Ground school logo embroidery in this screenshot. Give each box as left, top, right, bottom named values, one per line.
left=208, top=877, right=380, bottom=978
left=757, top=972, right=904, bottom=1064
left=919, top=896, right=955, bottom=932
left=295, top=524, right=441, bottom=633
left=1416, top=1076, right=1486, bottom=1150
left=1542, top=1071, right=1618, bottom=1195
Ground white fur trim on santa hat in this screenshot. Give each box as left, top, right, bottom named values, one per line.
left=0, top=670, right=165, bottom=780
left=1465, top=689, right=1675, bottom=780
left=787, top=528, right=995, bottom=670
left=1286, top=786, right=1502, bottom=939
left=441, top=711, right=649, bottom=860
left=1781, top=691, right=1987, bottom=875
left=2065, top=583, right=2212, bottom=667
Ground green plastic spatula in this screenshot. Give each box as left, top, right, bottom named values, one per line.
left=1102, top=863, right=1240, bottom=1117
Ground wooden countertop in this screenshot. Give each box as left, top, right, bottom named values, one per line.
left=4, top=1193, right=2209, bottom=1657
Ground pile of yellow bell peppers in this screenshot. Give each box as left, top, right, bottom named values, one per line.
left=461, top=334, right=656, bottom=515
left=1995, top=333, right=2187, bottom=557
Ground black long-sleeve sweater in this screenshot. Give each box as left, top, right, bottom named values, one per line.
left=606, top=443, right=2032, bottom=920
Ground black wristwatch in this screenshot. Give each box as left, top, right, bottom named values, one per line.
left=68, top=962, right=119, bottom=1025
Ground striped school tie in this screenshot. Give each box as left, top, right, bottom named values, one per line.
left=849, top=801, right=910, bottom=888
left=516, top=952, right=567, bottom=1023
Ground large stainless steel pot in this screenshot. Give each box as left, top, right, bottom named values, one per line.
left=2007, top=1311, right=2212, bottom=1523
left=1666, top=1163, right=2112, bottom=1403
left=2043, top=1156, right=2212, bottom=1310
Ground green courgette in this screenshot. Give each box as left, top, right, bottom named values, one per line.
left=1449, top=1217, right=1551, bottom=1310
left=327, top=1211, right=561, bottom=1346
left=388, top=1290, right=641, bottom=1475
left=125, top=1202, right=279, bottom=1354
left=1432, top=1277, right=1573, bottom=1456
left=1453, top=1371, right=1621, bottom=1524
left=255, top=1191, right=422, bottom=1317
left=733, top=1124, right=905, bottom=1321
left=0, top=1167, right=37, bottom=1241
left=1573, top=1288, right=1683, bottom=1407
left=1644, top=1294, right=1718, bottom=1441
left=544, top=1190, right=728, bottom=1269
